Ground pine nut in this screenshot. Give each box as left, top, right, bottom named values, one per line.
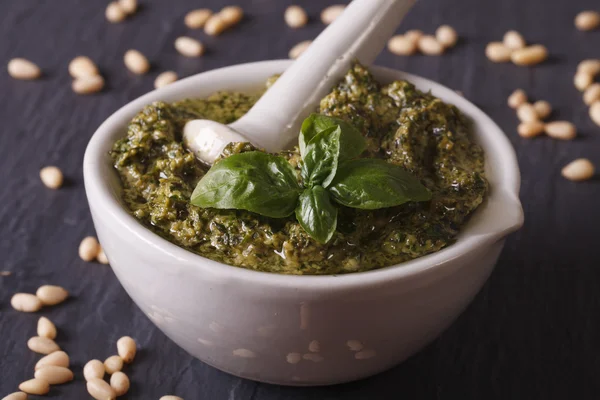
left=36, top=285, right=69, bottom=306
left=185, top=9, right=212, bottom=29
left=72, top=75, right=104, bottom=95
left=204, top=15, right=227, bottom=36
left=387, top=35, right=417, bottom=56
left=117, top=336, right=137, bottom=363
left=577, top=59, right=600, bottom=76
left=160, top=397, right=184, bottom=400
left=124, top=49, right=150, bottom=75
left=575, top=11, right=600, bottom=31
left=175, top=37, right=204, bottom=58
left=2, top=392, right=27, bottom=400
left=84, top=359, right=105, bottom=381
left=37, top=317, right=57, bottom=339
left=105, top=2, right=126, bottom=23
left=87, top=378, right=116, bottom=400
left=511, top=45, right=548, bottom=66
left=8, top=58, right=41, bottom=80
left=562, top=158, right=595, bottom=181
left=404, top=30, right=423, bottom=44
left=503, top=30, right=526, bottom=50
left=321, top=5, right=345, bottom=25
left=0, top=271, right=11, bottom=276
left=39, top=166, right=63, bottom=189
left=590, top=101, right=600, bottom=127
left=517, top=121, right=545, bottom=138
left=110, top=372, right=130, bottom=396
left=119, top=0, right=137, bottom=14
left=533, top=100, right=552, bottom=119
left=154, top=71, right=178, bottom=89
left=418, top=35, right=444, bottom=55
left=507, top=89, right=527, bottom=109
left=69, top=56, right=99, bottom=79
left=545, top=121, right=577, bottom=140
left=574, top=72, right=593, bottom=91
left=435, top=25, right=458, bottom=48
left=285, top=5, right=308, bottom=28
left=34, top=366, right=73, bottom=385
left=289, top=40, right=312, bottom=59
left=96, top=246, right=110, bottom=264
left=583, top=83, right=600, bottom=105
left=219, top=6, right=243, bottom=26
left=485, top=42, right=512, bottom=63
left=104, top=355, right=124, bottom=374
left=35, top=351, right=70, bottom=370
left=79, top=236, right=100, bottom=262
left=11, top=293, right=42, bottom=312
left=18, top=379, right=49, bottom=395
left=516, top=103, right=538, bottom=123
left=28, top=336, right=60, bottom=355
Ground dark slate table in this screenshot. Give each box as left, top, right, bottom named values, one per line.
left=1, top=0, right=599, bottom=398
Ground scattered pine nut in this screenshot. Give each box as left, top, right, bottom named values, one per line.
left=583, top=83, right=600, bottom=105
left=435, top=25, right=458, bottom=48
left=511, top=45, right=548, bottom=66
left=574, top=72, right=593, bottom=91
left=72, top=75, right=105, bottom=95
left=104, top=355, right=124, bottom=374
left=545, top=121, right=577, bottom=140
left=96, top=247, right=110, bottom=264
left=18, top=379, right=49, bottom=396
left=39, top=166, right=63, bottom=189
left=575, top=11, right=600, bottom=31
left=219, top=6, right=243, bottom=26
left=285, top=5, right=308, bottom=28
left=2, top=392, right=27, bottom=400
left=204, top=15, right=227, bottom=36
left=36, top=285, right=68, bottom=306
left=28, top=336, right=60, bottom=355
left=154, top=71, right=178, bottom=89
left=87, top=378, right=117, bottom=400
left=562, top=158, right=595, bottom=181
left=160, top=397, right=184, bottom=400
left=105, top=2, right=126, bottom=23
left=321, top=5, right=345, bottom=25
left=503, top=30, right=526, bottom=50
left=110, top=372, right=130, bottom=396
left=175, top=37, right=204, bottom=58
left=124, top=49, right=150, bottom=75
left=404, top=30, right=423, bottom=44
left=69, top=56, right=99, bottom=79
left=0, top=271, right=11, bottom=276
left=37, top=317, right=57, bottom=339
left=516, top=103, right=538, bottom=123
left=35, top=351, right=70, bottom=370
left=577, top=59, right=600, bottom=76
left=185, top=9, right=212, bottom=29
left=418, top=35, right=444, bottom=55
left=387, top=35, right=417, bottom=56
left=485, top=42, right=512, bottom=63
left=8, top=58, right=41, bottom=80
left=289, top=40, right=312, bottom=59
left=533, top=100, right=552, bottom=119
left=590, top=101, right=600, bottom=127
left=34, top=366, right=74, bottom=385
left=508, top=89, right=527, bottom=109
left=518, top=121, right=545, bottom=138
left=11, top=293, right=42, bottom=312
left=83, top=359, right=105, bottom=381
left=79, top=236, right=101, bottom=262
left=119, top=0, right=137, bottom=15
left=116, top=336, right=137, bottom=363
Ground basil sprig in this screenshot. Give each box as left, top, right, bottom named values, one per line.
left=190, top=113, right=431, bottom=243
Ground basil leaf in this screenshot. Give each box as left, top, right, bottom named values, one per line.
left=329, top=158, right=432, bottom=210
left=299, top=113, right=366, bottom=162
left=191, top=151, right=301, bottom=218
left=295, top=185, right=338, bottom=244
left=301, top=126, right=341, bottom=188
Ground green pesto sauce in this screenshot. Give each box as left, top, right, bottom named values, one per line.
left=111, top=64, right=487, bottom=275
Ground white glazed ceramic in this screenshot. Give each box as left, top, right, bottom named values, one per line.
left=83, top=60, right=523, bottom=386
